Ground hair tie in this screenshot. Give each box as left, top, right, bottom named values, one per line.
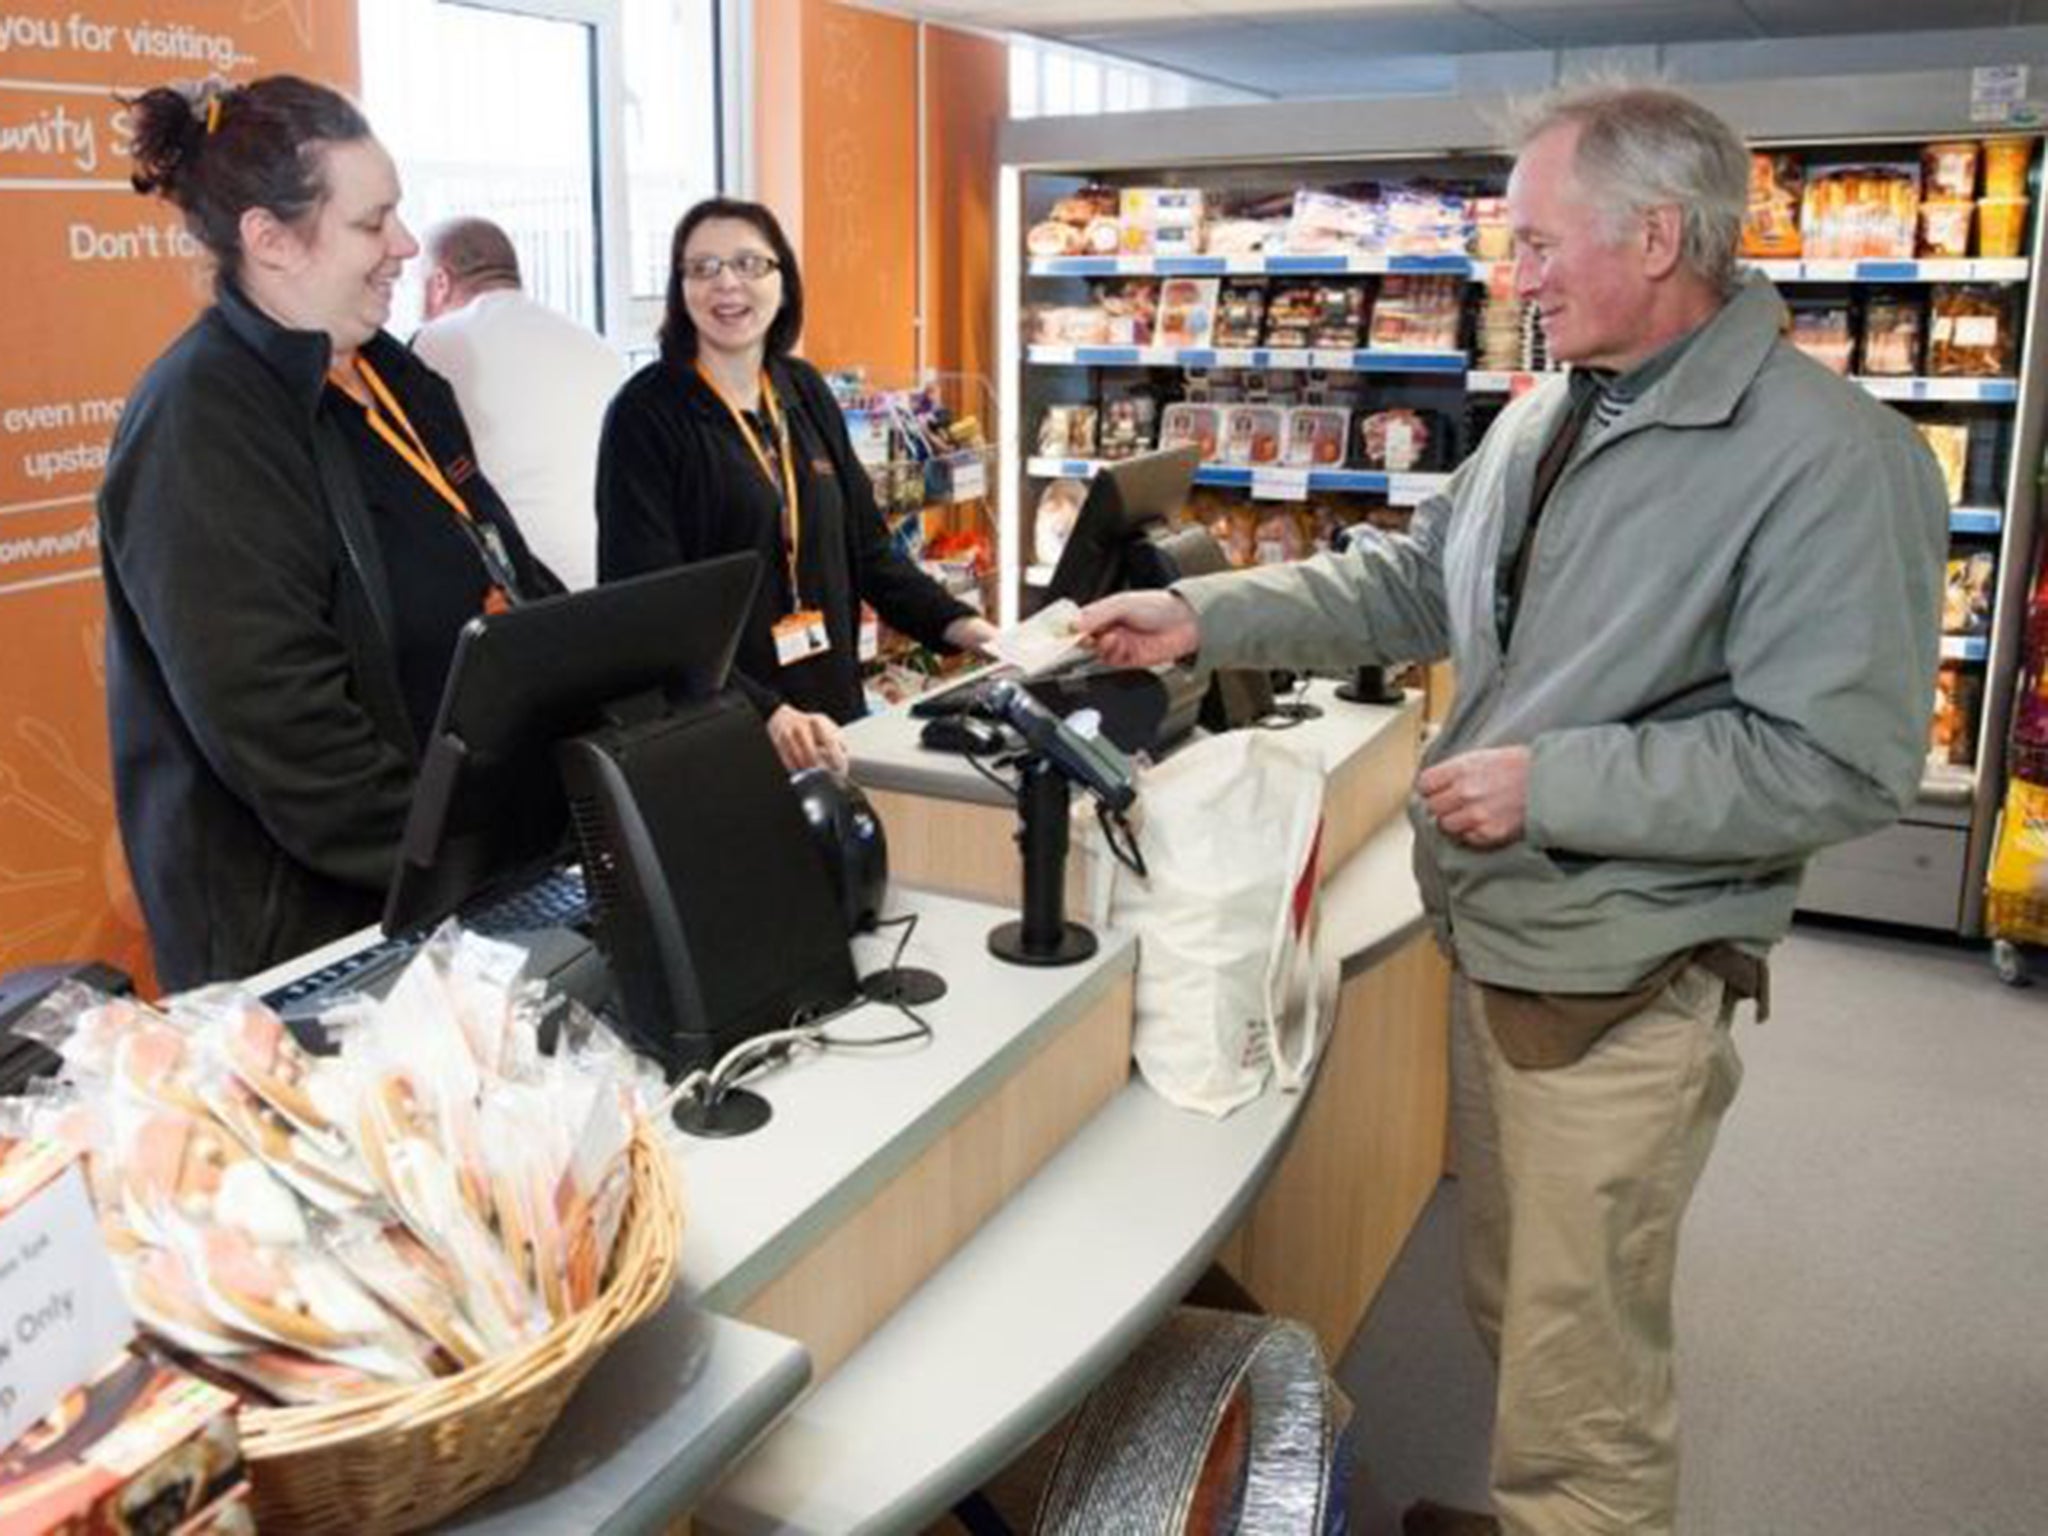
left=205, top=95, right=222, bottom=135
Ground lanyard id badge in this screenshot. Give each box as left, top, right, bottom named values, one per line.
left=696, top=362, right=804, bottom=607
left=772, top=608, right=831, bottom=667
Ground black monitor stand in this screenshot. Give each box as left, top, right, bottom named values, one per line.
left=987, top=757, right=1097, bottom=967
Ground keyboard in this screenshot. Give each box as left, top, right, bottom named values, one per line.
left=261, top=868, right=591, bottom=1023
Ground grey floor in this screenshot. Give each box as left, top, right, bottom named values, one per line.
left=1336, top=920, right=2048, bottom=1536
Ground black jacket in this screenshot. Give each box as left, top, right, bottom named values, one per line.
left=596, top=354, right=973, bottom=722
left=98, top=284, right=555, bottom=991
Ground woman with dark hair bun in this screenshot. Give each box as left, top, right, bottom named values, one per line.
left=596, top=197, right=996, bottom=772
left=100, top=76, right=558, bottom=989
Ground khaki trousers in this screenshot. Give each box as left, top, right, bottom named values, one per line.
left=1451, top=964, right=1745, bottom=1536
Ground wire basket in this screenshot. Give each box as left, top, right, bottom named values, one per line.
left=238, top=1124, right=681, bottom=1534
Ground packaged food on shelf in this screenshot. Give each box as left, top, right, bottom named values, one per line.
left=1221, top=404, right=1285, bottom=465
left=1976, top=196, right=2029, bottom=259
left=1098, top=395, right=1159, bottom=461
left=1205, top=218, right=1286, bottom=256
left=1381, top=186, right=1472, bottom=256
left=1261, top=284, right=1321, bottom=348
left=1032, top=479, right=1087, bottom=566
left=1283, top=406, right=1352, bottom=468
left=1929, top=662, right=1982, bottom=767
left=1027, top=220, right=1084, bottom=257
left=1097, top=279, right=1159, bottom=346
left=1037, top=404, right=1099, bottom=458
left=1915, top=421, right=1970, bottom=504
left=1160, top=402, right=1222, bottom=461
left=1309, top=284, right=1370, bottom=349
left=1469, top=196, right=1511, bottom=260
left=1157, top=277, right=1221, bottom=349
left=1917, top=200, right=1974, bottom=258
left=1359, top=408, right=1433, bottom=471
left=1945, top=551, right=1997, bottom=635
left=1800, top=162, right=1919, bottom=260
left=1028, top=304, right=1110, bottom=346
left=1119, top=186, right=1205, bottom=255
left=1285, top=189, right=1378, bottom=252
left=1214, top=281, right=1268, bottom=348
left=1859, top=291, right=1924, bottom=376
left=1027, top=185, right=1119, bottom=257
left=1928, top=284, right=2014, bottom=375
left=1254, top=508, right=1312, bottom=564
left=1982, top=137, right=2033, bottom=199
left=1368, top=274, right=1463, bottom=351
left=1787, top=301, right=1853, bottom=374
left=1922, top=140, right=1981, bottom=202
left=1742, top=152, right=1803, bottom=258
left=1210, top=504, right=1260, bottom=566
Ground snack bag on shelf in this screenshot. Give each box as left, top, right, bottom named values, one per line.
left=1982, top=138, right=2033, bottom=199
left=1922, top=140, right=1981, bottom=202
left=1918, top=200, right=1974, bottom=258
left=1741, top=152, right=1803, bottom=258
left=1204, top=218, right=1284, bottom=256
left=1381, top=186, right=1471, bottom=256
left=1915, top=422, right=1969, bottom=505
left=1945, top=551, right=1997, bottom=635
left=1929, top=662, right=1982, bottom=768
left=1859, top=290, right=1924, bottom=376
left=1284, top=189, right=1378, bottom=253
left=1928, top=285, right=2014, bottom=376
left=1254, top=509, right=1311, bottom=564
left=1037, top=404, right=1098, bottom=459
left=1799, top=163, right=1919, bottom=260
left=1469, top=195, right=1511, bottom=261
left=1787, top=302, right=1853, bottom=374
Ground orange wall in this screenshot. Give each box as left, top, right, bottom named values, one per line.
left=754, top=0, right=1005, bottom=388
left=0, top=4, right=356, bottom=990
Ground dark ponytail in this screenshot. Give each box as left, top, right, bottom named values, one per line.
left=124, top=76, right=370, bottom=291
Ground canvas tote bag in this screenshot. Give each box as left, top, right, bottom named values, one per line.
left=1084, top=728, right=1336, bottom=1116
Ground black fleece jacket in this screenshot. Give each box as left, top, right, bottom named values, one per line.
left=595, top=353, right=972, bottom=723
left=98, top=284, right=556, bottom=991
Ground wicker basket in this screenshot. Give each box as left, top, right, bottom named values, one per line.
left=238, top=1125, right=682, bottom=1534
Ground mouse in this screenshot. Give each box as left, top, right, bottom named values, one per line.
left=920, top=714, right=1010, bottom=756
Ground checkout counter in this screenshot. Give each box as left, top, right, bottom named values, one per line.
left=243, top=682, right=1450, bottom=1534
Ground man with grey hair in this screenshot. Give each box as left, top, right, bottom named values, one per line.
left=1080, top=83, right=1945, bottom=1535
left=413, top=216, right=624, bottom=588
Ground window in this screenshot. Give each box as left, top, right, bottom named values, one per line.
left=1005, top=36, right=1259, bottom=120
left=359, top=0, right=725, bottom=346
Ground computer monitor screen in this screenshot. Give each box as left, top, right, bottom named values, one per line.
left=1044, top=445, right=1200, bottom=605
left=383, top=552, right=761, bottom=936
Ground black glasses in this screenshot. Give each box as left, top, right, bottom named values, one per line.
left=682, top=252, right=781, bottom=283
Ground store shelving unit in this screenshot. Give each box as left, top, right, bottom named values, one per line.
left=996, top=72, right=2048, bottom=936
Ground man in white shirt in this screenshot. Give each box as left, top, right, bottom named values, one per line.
left=412, top=217, right=624, bottom=589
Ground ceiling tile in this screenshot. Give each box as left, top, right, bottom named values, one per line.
left=1470, top=3, right=1761, bottom=47
left=1282, top=10, right=1542, bottom=54
left=1739, top=0, right=2014, bottom=32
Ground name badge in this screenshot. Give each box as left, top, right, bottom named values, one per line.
left=773, top=608, right=831, bottom=667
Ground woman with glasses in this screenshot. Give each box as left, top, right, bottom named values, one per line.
left=597, top=197, right=996, bottom=772
left=100, top=76, right=557, bottom=988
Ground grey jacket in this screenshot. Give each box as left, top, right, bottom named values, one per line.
left=1179, top=277, right=1948, bottom=992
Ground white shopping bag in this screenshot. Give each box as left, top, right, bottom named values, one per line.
left=1085, top=729, right=1337, bottom=1117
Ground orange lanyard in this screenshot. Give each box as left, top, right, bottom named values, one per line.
left=332, top=356, right=512, bottom=613
left=696, top=362, right=803, bottom=605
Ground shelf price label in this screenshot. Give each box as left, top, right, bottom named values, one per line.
left=1388, top=473, right=1444, bottom=507
left=1251, top=467, right=1312, bottom=502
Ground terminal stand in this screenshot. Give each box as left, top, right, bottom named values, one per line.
left=988, top=756, right=1098, bottom=966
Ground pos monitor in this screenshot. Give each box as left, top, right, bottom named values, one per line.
left=385, top=552, right=859, bottom=1077
left=1043, top=444, right=1273, bottom=729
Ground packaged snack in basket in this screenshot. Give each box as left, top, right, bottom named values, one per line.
left=120, top=1242, right=255, bottom=1356
left=1928, top=285, right=2014, bottom=376
left=1213, top=282, right=1267, bottom=348
left=1157, top=278, right=1220, bottom=349
left=1220, top=404, right=1284, bottom=466
left=113, top=1100, right=308, bottom=1249
left=1915, top=422, right=1969, bottom=505
left=1159, top=402, right=1221, bottom=461
left=0, top=1349, right=243, bottom=1536
left=204, top=1347, right=397, bottom=1407
left=198, top=1067, right=377, bottom=1217
left=1800, top=163, right=1919, bottom=260
left=1742, top=152, right=1803, bottom=258
left=328, top=1218, right=491, bottom=1366
left=1261, top=284, right=1320, bottom=349
left=1283, top=406, right=1351, bottom=468
left=1945, top=551, right=1997, bottom=635
left=1787, top=302, right=1853, bottom=374
left=1922, top=140, right=1981, bottom=202
left=1358, top=408, right=1433, bottom=472
left=1858, top=291, right=1924, bottom=376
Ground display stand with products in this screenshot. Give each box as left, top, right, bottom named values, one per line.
left=997, top=73, right=2048, bottom=936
